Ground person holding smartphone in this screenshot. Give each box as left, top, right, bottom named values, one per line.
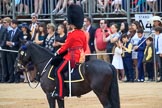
left=94, top=19, right=111, bottom=62
left=103, top=23, right=120, bottom=63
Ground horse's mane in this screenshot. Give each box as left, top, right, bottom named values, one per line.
left=26, top=41, right=54, bottom=59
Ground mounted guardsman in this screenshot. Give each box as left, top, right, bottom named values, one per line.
left=51, top=4, right=87, bottom=99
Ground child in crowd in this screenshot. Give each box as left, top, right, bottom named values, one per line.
left=134, top=29, right=146, bottom=82
left=143, top=37, right=154, bottom=81
left=112, top=40, right=124, bottom=81
left=121, top=34, right=134, bottom=82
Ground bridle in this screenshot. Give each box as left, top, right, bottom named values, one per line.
left=17, top=49, right=53, bottom=89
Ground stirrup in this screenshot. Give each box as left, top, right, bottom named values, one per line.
left=51, top=87, right=56, bottom=97
left=51, top=91, right=59, bottom=98
left=51, top=92, right=64, bottom=100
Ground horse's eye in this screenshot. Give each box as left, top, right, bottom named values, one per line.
left=20, top=51, right=24, bottom=55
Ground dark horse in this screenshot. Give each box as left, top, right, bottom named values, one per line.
left=16, top=42, right=120, bottom=108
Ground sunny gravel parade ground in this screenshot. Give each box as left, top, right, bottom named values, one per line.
left=0, top=82, right=162, bottom=108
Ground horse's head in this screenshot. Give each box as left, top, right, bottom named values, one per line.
left=15, top=41, right=54, bottom=72
left=15, top=42, right=32, bottom=72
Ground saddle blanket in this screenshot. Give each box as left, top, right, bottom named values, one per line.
left=48, top=64, right=84, bottom=83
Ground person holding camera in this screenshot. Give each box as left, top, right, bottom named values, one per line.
left=103, top=23, right=120, bottom=63
left=94, top=19, right=111, bottom=62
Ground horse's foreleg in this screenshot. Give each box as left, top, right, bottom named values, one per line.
left=46, top=93, right=56, bottom=108
left=57, top=99, right=65, bottom=108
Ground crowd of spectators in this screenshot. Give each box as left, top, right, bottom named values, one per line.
left=94, top=16, right=162, bottom=83
left=1, top=0, right=162, bottom=16
left=0, top=12, right=162, bottom=83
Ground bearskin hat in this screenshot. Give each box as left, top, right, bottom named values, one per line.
left=67, top=4, right=84, bottom=29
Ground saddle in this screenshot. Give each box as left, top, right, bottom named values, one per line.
left=48, top=64, right=84, bottom=83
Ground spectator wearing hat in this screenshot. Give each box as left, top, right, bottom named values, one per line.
left=30, top=13, right=38, bottom=41
left=20, top=23, right=31, bottom=41
left=6, top=19, right=23, bottom=83
left=152, top=16, right=162, bottom=27
left=19, top=23, right=32, bottom=83
left=143, top=37, right=154, bottom=81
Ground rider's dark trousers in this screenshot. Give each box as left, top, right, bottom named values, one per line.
left=56, top=59, right=68, bottom=98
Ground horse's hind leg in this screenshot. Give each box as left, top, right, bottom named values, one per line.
left=94, top=91, right=112, bottom=108
left=46, top=93, right=56, bottom=108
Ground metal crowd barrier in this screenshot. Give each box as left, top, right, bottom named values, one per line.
left=0, top=0, right=162, bottom=23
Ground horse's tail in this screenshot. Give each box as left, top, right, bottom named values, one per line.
left=109, top=64, right=120, bottom=108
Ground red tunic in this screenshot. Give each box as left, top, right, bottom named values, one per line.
left=57, top=29, right=87, bottom=64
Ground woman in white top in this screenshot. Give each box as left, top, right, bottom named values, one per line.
left=112, top=40, right=124, bottom=80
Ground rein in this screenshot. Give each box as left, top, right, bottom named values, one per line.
left=26, top=72, right=40, bottom=89
left=19, top=57, right=53, bottom=89
left=41, top=57, right=53, bottom=76
left=28, top=57, right=53, bottom=89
